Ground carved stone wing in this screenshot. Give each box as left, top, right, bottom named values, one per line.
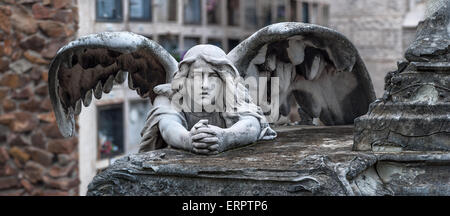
left=227, top=22, right=376, bottom=125
left=49, top=32, right=178, bottom=137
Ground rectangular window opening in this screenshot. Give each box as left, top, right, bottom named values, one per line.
left=227, top=0, right=240, bottom=26
left=96, top=0, right=123, bottom=22
left=129, top=0, right=152, bottom=21
left=156, top=0, right=177, bottom=22
left=302, top=2, right=310, bottom=23
left=98, top=104, right=124, bottom=159
left=207, top=0, right=222, bottom=25
left=184, top=0, right=202, bottom=25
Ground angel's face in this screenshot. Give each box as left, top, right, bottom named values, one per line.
left=185, top=59, right=223, bottom=111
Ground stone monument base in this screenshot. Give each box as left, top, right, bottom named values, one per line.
left=87, top=126, right=450, bottom=196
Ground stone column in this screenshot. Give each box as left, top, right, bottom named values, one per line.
left=0, top=0, right=79, bottom=195
left=354, top=0, right=450, bottom=152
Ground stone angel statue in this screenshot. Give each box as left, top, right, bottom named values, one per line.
left=49, top=22, right=376, bottom=155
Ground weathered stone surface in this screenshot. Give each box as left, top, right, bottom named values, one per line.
left=42, top=124, right=64, bottom=139
left=57, top=154, right=71, bottom=166
left=37, top=112, right=56, bottom=123
left=20, top=35, right=45, bottom=51
left=43, top=175, right=79, bottom=190
left=0, top=162, right=18, bottom=176
left=3, top=38, right=12, bottom=56
left=0, top=73, right=22, bottom=88
left=38, top=21, right=66, bottom=38
left=40, top=40, right=65, bottom=59
left=9, top=146, right=30, bottom=163
left=48, top=161, right=75, bottom=178
left=52, top=0, right=71, bottom=9
left=0, top=58, right=9, bottom=72
left=20, top=179, right=33, bottom=192
left=53, top=10, right=73, bottom=23
left=0, top=176, right=19, bottom=190
left=47, top=139, right=74, bottom=154
left=19, top=0, right=40, bottom=4
left=20, top=99, right=41, bottom=112
left=32, top=3, right=56, bottom=19
left=0, top=189, right=24, bottom=196
left=40, top=98, right=52, bottom=111
left=87, top=126, right=450, bottom=196
left=0, top=88, right=9, bottom=100
left=27, top=147, right=53, bottom=166
left=405, top=1, right=450, bottom=62
left=12, top=87, right=33, bottom=100
left=41, top=189, right=69, bottom=196
left=10, top=6, right=38, bottom=34
left=24, top=50, right=50, bottom=65
left=24, top=161, right=44, bottom=183
left=9, top=112, right=38, bottom=133
left=35, top=84, right=48, bottom=96
left=0, top=113, right=15, bottom=125
left=9, top=59, right=33, bottom=74
left=0, top=6, right=12, bottom=33
left=8, top=134, right=30, bottom=147
left=2, top=98, right=16, bottom=112
left=354, top=2, right=450, bottom=152
left=0, top=147, right=10, bottom=163
left=31, top=132, right=46, bottom=149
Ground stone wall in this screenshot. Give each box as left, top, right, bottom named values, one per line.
left=327, top=0, right=410, bottom=97
left=0, top=0, right=79, bottom=196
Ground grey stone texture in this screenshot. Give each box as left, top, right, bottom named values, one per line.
left=87, top=126, right=450, bottom=196
left=354, top=1, right=450, bottom=152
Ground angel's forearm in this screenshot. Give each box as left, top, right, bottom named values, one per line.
left=222, top=117, right=260, bottom=150
left=159, top=118, right=191, bottom=151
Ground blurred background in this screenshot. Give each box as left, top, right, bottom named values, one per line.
left=0, top=0, right=426, bottom=195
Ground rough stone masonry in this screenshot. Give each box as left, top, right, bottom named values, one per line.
left=0, top=0, right=79, bottom=196
left=354, top=0, right=450, bottom=152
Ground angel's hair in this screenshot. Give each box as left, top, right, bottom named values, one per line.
left=171, top=45, right=265, bottom=122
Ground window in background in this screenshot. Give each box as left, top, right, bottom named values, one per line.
left=207, top=38, right=223, bottom=49
left=159, top=34, right=180, bottom=61
left=183, top=37, right=200, bottom=59
left=207, top=0, right=221, bottom=25
left=260, top=0, right=272, bottom=27
left=127, top=100, right=151, bottom=153
left=302, top=2, right=310, bottom=23
left=184, top=0, right=202, bottom=25
left=244, top=0, right=257, bottom=29
left=290, top=0, right=298, bottom=21
left=276, top=0, right=286, bottom=22
left=129, top=0, right=152, bottom=21
left=322, top=5, right=329, bottom=26
left=98, top=104, right=124, bottom=159
left=96, top=0, right=123, bottom=21
left=227, top=0, right=240, bottom=26
left=228, top=38, right=240, bottom=52
left=156, top=0, right=177, bottom=22
left=311, top=3, right=319, bottom=23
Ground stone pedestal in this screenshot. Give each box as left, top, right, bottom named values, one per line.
left=353, top=1, right=450, bottom=152
left=87, top=126, right=450, bottom=196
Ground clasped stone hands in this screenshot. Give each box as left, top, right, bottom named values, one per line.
left=189, top=119, right=225, bottom=155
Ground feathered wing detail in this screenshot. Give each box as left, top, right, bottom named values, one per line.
left=228, top=22, right=376, bottom=125
left=49, top=32, right=178, bottom=137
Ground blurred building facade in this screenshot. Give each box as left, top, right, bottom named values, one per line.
left=76, top=0, right=426, bottom=195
